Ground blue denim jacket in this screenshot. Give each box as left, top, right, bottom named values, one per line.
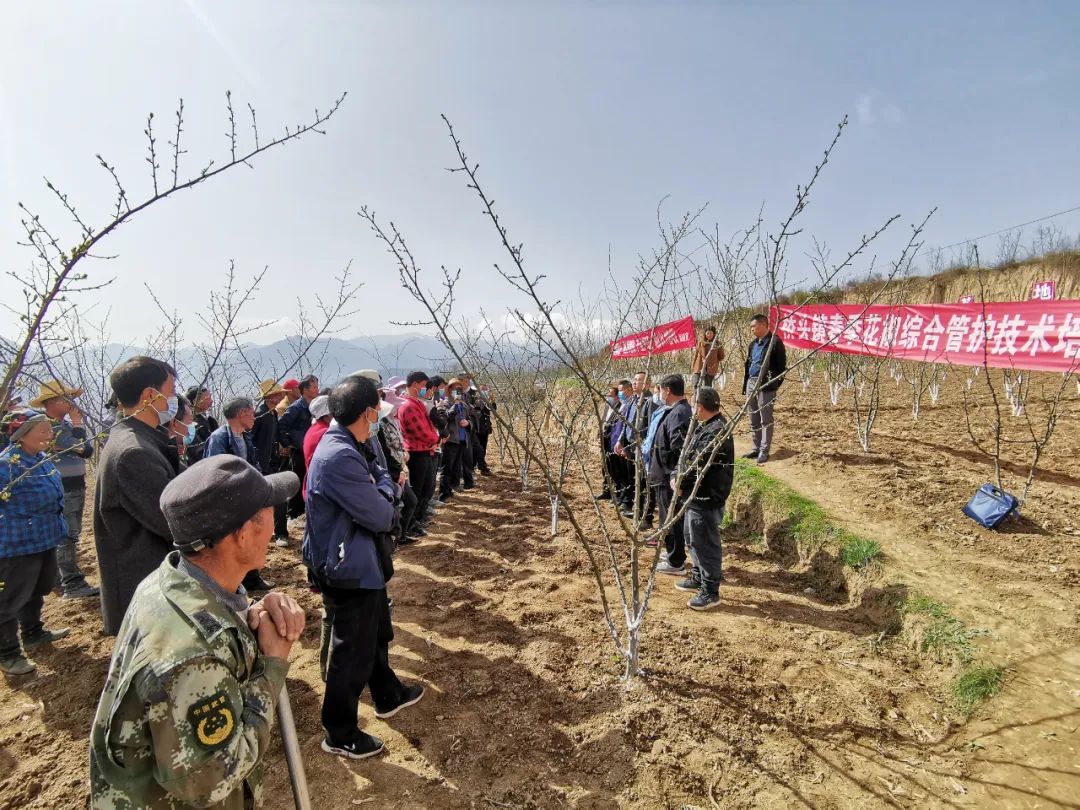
left=0, top=445, right=66, bottom=558
left=302, top=424, right=396, bottom=589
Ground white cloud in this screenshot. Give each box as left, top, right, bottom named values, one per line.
left=855, top=91, right=904, bottom=127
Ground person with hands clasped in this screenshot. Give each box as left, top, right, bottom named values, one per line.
left=89, top=454, right=305, bottom=809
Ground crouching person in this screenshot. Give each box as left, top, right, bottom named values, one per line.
left=89, top=455, right=305, bottom=808
left=304, top=375, right=424, bottom=761
left=673, top=386, right=735, bottom=611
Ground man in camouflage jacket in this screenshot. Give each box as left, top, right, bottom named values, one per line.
left=90, top=455, right=304, bottom=808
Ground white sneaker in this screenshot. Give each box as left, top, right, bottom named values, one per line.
left=273, top=535, right=290, bottom=548
left=656, top=560, right=685, bottom=576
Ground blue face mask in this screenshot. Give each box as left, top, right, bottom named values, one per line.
left=154, top=394, right=179, bottom=426
left=371, top=421, right=381, bottom=436
left=183, top=422, right=197, bottom=445
left=617, top=391, right=626, bottom=402
left=418, top=387, right=428, bottom=398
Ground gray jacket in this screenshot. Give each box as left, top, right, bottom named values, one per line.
left=93, top=417, right=177, bottom=635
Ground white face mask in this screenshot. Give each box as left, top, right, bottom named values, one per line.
left=154, top=394, right=179, bottom=426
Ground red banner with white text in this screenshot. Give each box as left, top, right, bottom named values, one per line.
left=771, top=302, right=1080, bottom=373
left=610, top=315, right=697, bottom=359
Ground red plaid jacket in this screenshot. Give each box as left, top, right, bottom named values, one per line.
left=398, top=397, right=439, bottom=453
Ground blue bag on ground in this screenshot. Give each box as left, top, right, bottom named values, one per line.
left=962, top=484, right=1019, bottom=529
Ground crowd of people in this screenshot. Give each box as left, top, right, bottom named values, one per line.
left=0, top=312, right=784, bottom=806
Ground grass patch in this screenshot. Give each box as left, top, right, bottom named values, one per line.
left=839, top=536, right=882, bottom=569
left=903, top=592, right=976, bottom=664
left=953, top=665, right=1006, bottom=715
left=731, top=460, right=880, bottom=567
left=903, top=593, right=948, bottom=618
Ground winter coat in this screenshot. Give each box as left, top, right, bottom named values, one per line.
left=743, top=332, right=788, bottom=394
left=691, top=337, right=724, bottom=376
left=0, top=445, right=66, bottom=558
left=93, top=417, right=177, bottom=635
left=277, top=398, right=312, bottom=450
left=251, top=403, right=280, bottom=473
left=202, top=425, right=260, bottom=471
left=676, top=413, right=735, bottom=510
left=302, top=423, right=396, bottom=590
left=648, top=399, right=693, bottom=485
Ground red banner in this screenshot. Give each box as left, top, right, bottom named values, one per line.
left=772, top=302, right=1080, bottom=373
left=611, top=315, right=697, bottom=359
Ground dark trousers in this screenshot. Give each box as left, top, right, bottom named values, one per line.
left=475, top=432, right=491, bottom=472
left=685, top=505, right=724, bottom=595
left=288, top=448, right=307, bottom=518
left=320, top=584, right=404, bottom=744
left=57, top=480, right=89, bottom=592
left=399, top=482, right=418, bottom=543
left=606, top=452, right=630, bottom=506
left=407, top=453, right=437, bottom=529
left=440, top=442, right=466, bottom=497
left=461, top=441, right=475, bottom=488
left=0, top=548, right=57, bottom=658
left=655, top=484, right=686, bottom=568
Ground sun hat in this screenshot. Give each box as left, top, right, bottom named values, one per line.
left=29, top=380, right=83, bottom=409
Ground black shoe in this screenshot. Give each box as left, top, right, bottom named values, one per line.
left=22, top=627, right=70, bottom=649
left=242, top=573, right=274, bottom=592
left=321, top=733, right=385, bottom=760
left=375, top=684, right=426, bottom=719
left=741, top=450, right=760, bottom=460
left=410, top=526, right=428, bottom=537
left=596, top=491, right=612, bottom=501
left=399, top=534, right=420, bottom=546
left=479, top=467, right=492, bottom=476
left=438, top=493, right=454, bottom=503
left=463, top=483, right=475, bottom=490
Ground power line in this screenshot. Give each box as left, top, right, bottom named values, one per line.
left=918, top=203, right=1080, bottom=258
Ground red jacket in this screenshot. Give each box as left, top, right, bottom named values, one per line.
left=398, top=396, right=439, bottom=454
left=302, top=419, right=331, bottom=499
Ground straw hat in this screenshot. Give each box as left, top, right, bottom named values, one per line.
left=259, top=379, right=287, bottom=399
left=29, top=380, right=83, bottom=408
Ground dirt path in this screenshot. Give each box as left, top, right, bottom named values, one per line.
left=2, top=378, right=1078, bottom=808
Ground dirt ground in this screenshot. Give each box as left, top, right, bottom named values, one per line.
left=1, top=370, right=1078, bottom=808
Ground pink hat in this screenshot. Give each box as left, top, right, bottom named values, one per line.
left=382, top=389, right=408, bottom=412
left=384, top=375, right=407, bottom=392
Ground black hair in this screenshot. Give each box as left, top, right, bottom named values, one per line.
left=660, top=374, right=685, bottom=396
left=110, top=356, right=173, bottom=407
left=329, top=376, right=379, bottom=427
left=428, top=375, right=446, bottom=388
left=406, top=370, right=429, bottom=387
left=618, top=378, right=632, bottom=389
left=174, top=394, right=192, bottom=423
left=319, top=387, right=332, bottom=396
left=750, top=313, right=770, bottom=325
left=299, top=375, right=319, bottom=395
left=695, top=386, right=721, bottom=412
left=633, top=370, right=648, bottom=379
left=223, top=397, right=255, bottom=419
left=185, top=385, right=209, bottom=404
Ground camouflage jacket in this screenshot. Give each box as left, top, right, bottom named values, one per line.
left=89, top=552, right=289, bottom=809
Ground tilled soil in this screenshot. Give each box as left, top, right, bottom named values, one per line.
left=1, top=372, right=1077, bottom=808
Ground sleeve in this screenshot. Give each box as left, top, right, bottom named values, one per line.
left=742, top=350, right=752, bottom=394
left=659, top=411, right=689, bottom=472
left=140, top=655, right=288, bottom=807
left=320, top=451, right=396, bottom=534
left=201, top=431, right=224, bottom=459
left=115, top=447, right=174, bottom=541
left=276, top=407, right=296, bottom=448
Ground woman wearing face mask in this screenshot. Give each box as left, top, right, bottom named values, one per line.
left=92, top=355, right=183, bottom=635
left=0, top=411, right=72, bottom=675
left=165, top=395, right=196, bottom=473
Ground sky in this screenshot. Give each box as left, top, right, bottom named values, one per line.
left=2, top=0, right=1079, bottom=345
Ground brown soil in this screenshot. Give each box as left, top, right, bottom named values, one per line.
left=1, top=371, right=1078, bottom=808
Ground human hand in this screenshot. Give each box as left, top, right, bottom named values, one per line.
left=398, top=471, right=407, bottom=487
left=614, top=440, right=623, bottom=456
left=458, top=419, right=469, bottom=428
left=69, top=405, right=83, bottom=426
left=249, top=592, right=305, bottom=644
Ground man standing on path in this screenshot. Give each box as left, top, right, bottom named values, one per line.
left=742, top=313, right=786, bottom=464
left=398, top=372, right=440, bottom=536
left=93, top=356, right=179, bottom=635
left=278, top=374, right=318, bottom=518
left=253, top=380, right=289, bottom=547
left=32, top=380, right=99, bottom=599
left=650, top=375, right=693, bottom=576
left=615, top=371, right=656, bottom=519
left=89, top=455, right=305, bottom=808
left=303, top=376, right=424, bottom=760
left=674, top=386, right=734, bottom=611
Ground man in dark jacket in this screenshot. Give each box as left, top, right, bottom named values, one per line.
left=93, top=356, right=179, bottom=635
left=252, top=380, right=289, bottom=546
left=742, top=313, right=787, bottom=464
left=278, top=374, right=318, bottom=518
left=303, top=376, right=424, bottom=761
left=614, top=371, right=656, bottom=518
left=202, top=397, right=259, bottom=469
left=184, top=385, right=218, bottom=466
left=674, top=386, right=734, bottom=611
left=649, top=374, right=693, bottom=576
left=472, top=385, right=495, bottom=475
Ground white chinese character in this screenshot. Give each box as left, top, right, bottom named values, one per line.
left=826, top=314, right=846, bottom=341
left=1018, top=313, right=1056, bottom=356
left=861, top=314, right=883, bottom=347
left=899, top=313, right=925, bottom=350
left=945, top=314, right=972, bottom=353
left=811, top=315, right=828, bottom=345
left=922, top=315, right=946, bottom=352
left=990, top=314, right=1026, bottom=355
left=881, top=314, right=903, bottom=348
left=1054, top=314, right=1080, bottom=360
left=966, top=314, right=997, bottom=354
